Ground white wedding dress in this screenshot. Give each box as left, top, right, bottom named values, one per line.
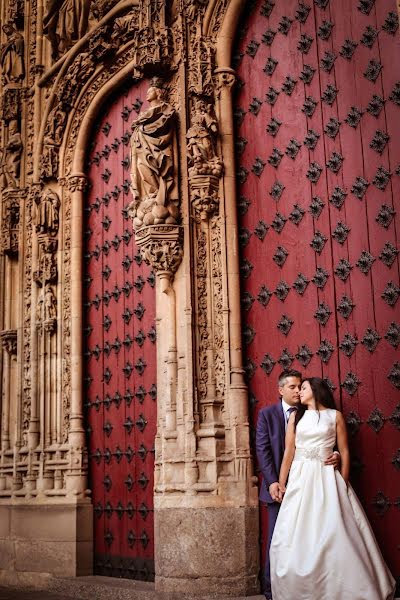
left=270, top=409, right=395, bottom=600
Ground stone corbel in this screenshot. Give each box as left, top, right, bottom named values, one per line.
left=214, top=66, right=236, bottom=97
left=135, top=224, right=183, bottom=276
left=189, top=174, right=220, bottom=221
left=0, top=329, right=17, bottom=355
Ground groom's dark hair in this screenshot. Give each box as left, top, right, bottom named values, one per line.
left=278, top=369, right=302, bottom=387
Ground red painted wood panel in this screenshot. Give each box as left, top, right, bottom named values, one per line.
left=84, top=79, right=156, bottom=580
left=235, top=0, right=400, bottom=585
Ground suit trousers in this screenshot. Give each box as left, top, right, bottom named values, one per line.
left=263, top=501, right=280, bottom=597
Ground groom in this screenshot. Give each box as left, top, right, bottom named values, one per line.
left=256, top=369, right=339, bottom=599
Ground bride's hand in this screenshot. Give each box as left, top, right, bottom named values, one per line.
left=277, top=483, right=286, bottom=502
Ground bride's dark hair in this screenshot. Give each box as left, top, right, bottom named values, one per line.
left=294, top=377, right=336, bottom=430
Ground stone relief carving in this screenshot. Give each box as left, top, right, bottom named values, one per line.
left=34, top=188, right=60, bottom=235
left=22, top=185, right=39, bottom=442
left=211, top=216, right=225, bottom=398
left=1, top=87, right=21, bottom=123
left=33, top=190, right=60, bottom=288
left=90, top=0, right=120, bottom=21
left=135, top=224, right=183, bottom=275
left=43, top=0, right=91, bottom=60
left=0, top=119, right=23, bottom=190
left=187, top=99, right=222, bottom=177
left=13, top=0, right=247, bottom=502
left=7, top=0, right=25, bottom=24
left=0, top=329, right=17, bottom=355
left=0, top=22, right=25, bottom=84
left=36, top=284, right=57, bottom=333
left=0, top=190, right=20, bottom=255
left=128, top=79, right=179, bottom=231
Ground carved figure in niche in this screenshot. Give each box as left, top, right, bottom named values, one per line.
left=186, top=99, right=222, bottom=177
left=39, top=144, right=59, bottom=180
left=44, top=104, right=67, bottom=146
left=34, top=251, right=57, bottom=287
left=35, top=189, right=60, bottom=235
left=43, top=0, right=91, bottom=60
left=1, top=87, right=20, bottom=123
left=90, top=0, right=119, bottom=22
left=0, top=22, right=25, bottom=84
left=44, top=285, right=57, bottom=320
left=0, top=196, right=19, bottom=255
left=36, top=292, right=44, bottom=321
left=129, top=78, right=179, bottom=231
left=0, top=120, right=23, bottom=190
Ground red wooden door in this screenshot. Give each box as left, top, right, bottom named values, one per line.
left=234, top=0, right=400, bottom=587
left=83, top=79, right=157, bottom=580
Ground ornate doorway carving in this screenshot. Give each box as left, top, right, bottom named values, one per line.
left=234, top=0, right=399, bottom=582
left=84, top=79, right=156, bottom=580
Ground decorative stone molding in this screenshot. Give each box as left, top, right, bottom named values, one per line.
left=0, top=329, right=17, bottom=355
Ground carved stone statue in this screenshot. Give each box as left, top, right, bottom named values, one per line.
left=0, top=120, right=23, bottom=190
left=129, top=79, right=179, bottom=231
left=35, top=189, right=60, bottom=236
left=0, top=22, right=25, bottom=84
left=44, top=285, right=57, bottom=320
left=43, top=0, right=91, bottom=59
left=186, top=99, right=222, bottom=177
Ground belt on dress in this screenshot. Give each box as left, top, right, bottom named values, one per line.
left=293, top=447, right=333, bottom=462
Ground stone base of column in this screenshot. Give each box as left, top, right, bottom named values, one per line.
left=0, top=499, right=92, bottom=580
left=154, top=505, right=259, bottom=596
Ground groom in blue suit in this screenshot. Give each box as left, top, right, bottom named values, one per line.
left=256, top=369, right=302, bottom=600
left=257, top=369, right=340, bottom=599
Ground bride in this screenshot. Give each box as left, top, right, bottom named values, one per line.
left=270, top=377, right=395, bottom=600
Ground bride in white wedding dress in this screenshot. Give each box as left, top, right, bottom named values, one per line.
left=270, top=377, right=395, bottom=600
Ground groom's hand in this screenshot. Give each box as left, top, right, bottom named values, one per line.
left=269, top=482, right=281, bottom=502
left=325, top=451, right=341, bottom=468
left=269, top=482, right=286, bottom=502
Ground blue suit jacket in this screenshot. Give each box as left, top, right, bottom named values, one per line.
left=256, top=402, right=286, bottom=504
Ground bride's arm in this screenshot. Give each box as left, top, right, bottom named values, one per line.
left=278, top=413, right=296, bottom=493
left=336, top=411, right=350, bottom=484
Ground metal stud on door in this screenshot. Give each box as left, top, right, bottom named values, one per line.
left=84, top=80, right=156, bottom=581
left=235, top=0, right=399, bottom=588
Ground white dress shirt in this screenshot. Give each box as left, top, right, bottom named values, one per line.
left=281, top=399, right=297, bottom=430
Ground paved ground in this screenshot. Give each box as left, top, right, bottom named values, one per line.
left=0, top=590, right=73, bottom=600
left=0, top=579, right=266, bottom=600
